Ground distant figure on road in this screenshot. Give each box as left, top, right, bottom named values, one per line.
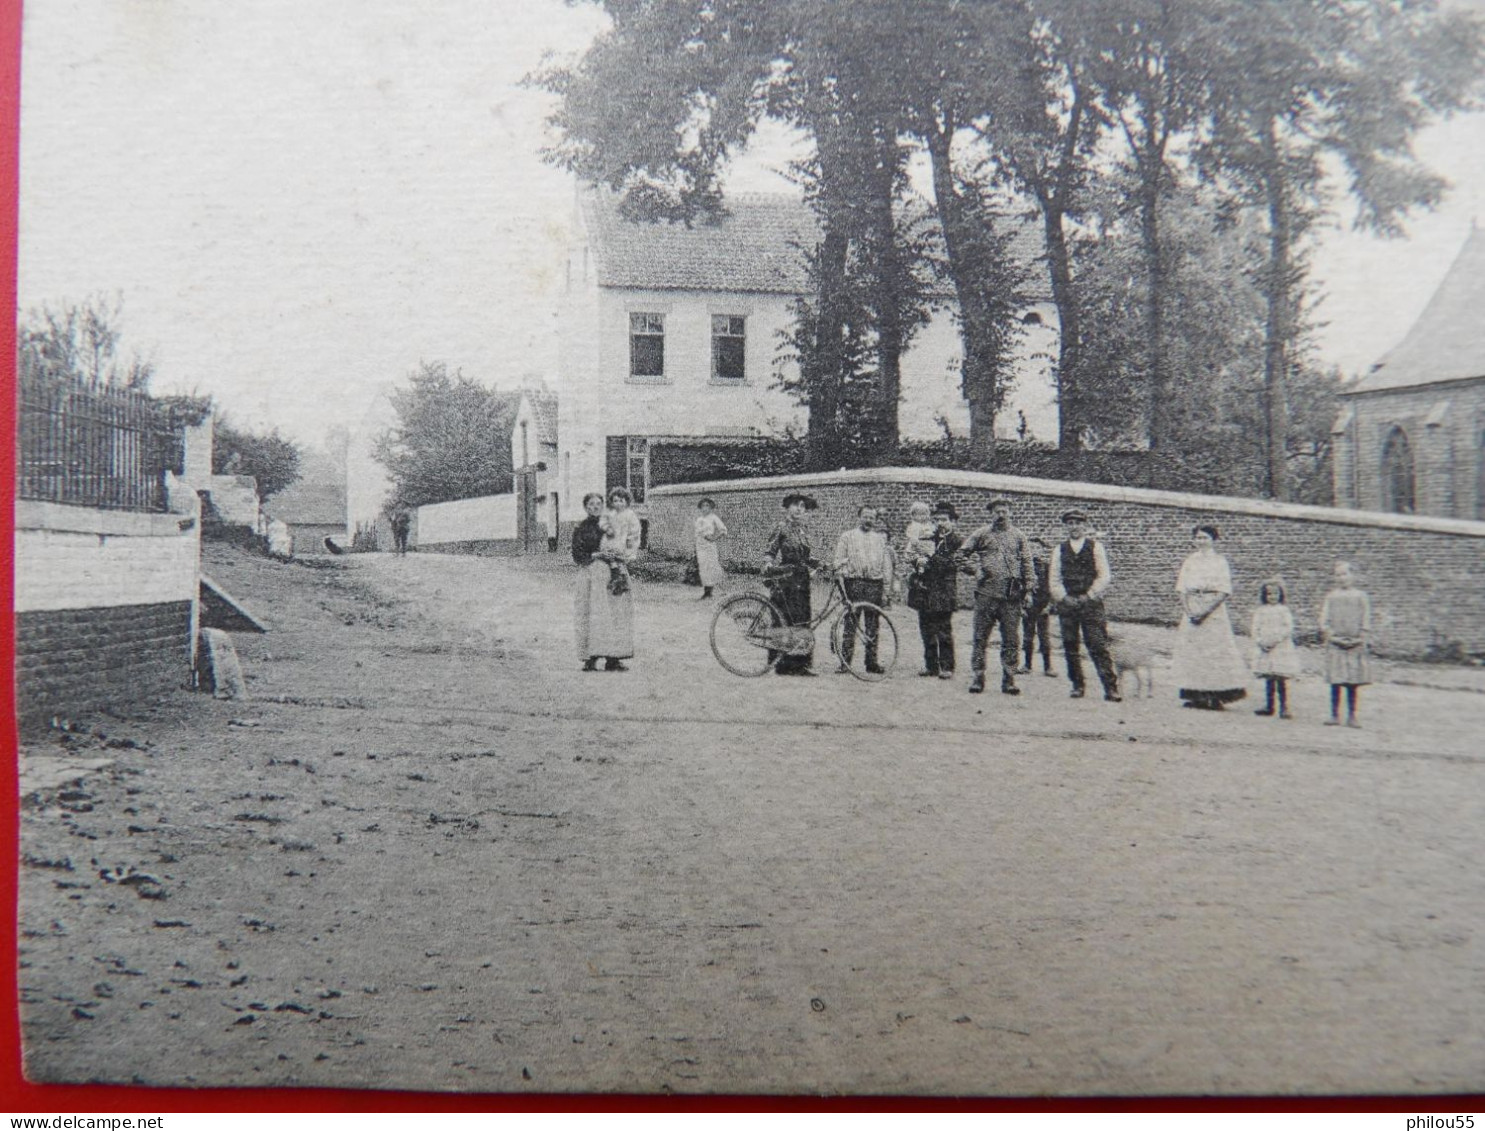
left=763, top=492, right=818, bottom=676
left=572, top=491, right=638, bottom=672
left=1320, top=560, right=1372, bottom=729
left=1172, top=524, right=1248, bottom=710
left=693, top=497, right=728, bottom=600
left=1049, top=509, right=1121, bottom=701
left=390, top=508, right=411, bottom=555
left=906, top=501, right=961, bottom=680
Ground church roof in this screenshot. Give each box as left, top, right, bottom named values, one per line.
left=1349, top=225, right=1485, bottom=395
left=581, top=188, right=1046, bottom=298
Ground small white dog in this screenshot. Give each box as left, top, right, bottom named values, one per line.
left=1109, top=634, right=1157, bottom=699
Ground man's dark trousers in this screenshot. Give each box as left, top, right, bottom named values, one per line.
left=1059, top=596, right=1118, bottom=694
left=918, top=611, right=954, bottom=674
left=840, top=578, right=884, bottom=668
left=971, top=588, right=1021, bottom=678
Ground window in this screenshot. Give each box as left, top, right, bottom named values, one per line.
left=711, top=315, right=746, bottom=382
left=626, top=437, right=650, bottom=504
left=1381, top=426, right=1415, bottom=515
left=629, top=313, right=665, bottom=379
left=1476, top=429, right=1485, bottom=520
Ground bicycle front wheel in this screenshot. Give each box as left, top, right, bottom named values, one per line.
left=711, top=593, right=783, bottom=677
left=830, top=602, right=899, bottom=682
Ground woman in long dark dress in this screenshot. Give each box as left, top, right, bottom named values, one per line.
left=763, top=492, right=818, bottom=676
left=572, top=491, right=635, bottom=671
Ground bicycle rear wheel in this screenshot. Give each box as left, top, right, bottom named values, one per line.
left=711, top=593, right=784, bottom=676
left=831, top=602, right=899, bottom=681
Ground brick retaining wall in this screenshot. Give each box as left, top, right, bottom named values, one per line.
left=15, top=499, right=201, bottom=729
left=15, top=601, right=195, bottom=725
left=647, top=469, right=1485, bottom=660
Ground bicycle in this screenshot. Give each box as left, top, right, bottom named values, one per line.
left=709, top=566, right=899, bottom=681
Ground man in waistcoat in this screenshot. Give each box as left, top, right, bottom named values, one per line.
left=1049, top=508, right=1121, bottom=701
left=959, top=496, right=1034, bottom=695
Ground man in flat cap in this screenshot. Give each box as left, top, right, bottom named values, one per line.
left=959, top=496, right=1034, bottom=694
left=1049, top=507, right=1121, bottom=701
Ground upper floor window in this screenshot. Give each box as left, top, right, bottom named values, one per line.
left=629, top=313, right=665, bottom=379
left=1381, top=426, right=1415, bottom=515
left=711, top=315, right=746, bottom=383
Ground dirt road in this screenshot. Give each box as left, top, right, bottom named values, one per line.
left=18, top=546, right=1485, bottom=1095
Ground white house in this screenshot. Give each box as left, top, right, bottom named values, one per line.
left=554, top=186, right=1059, bottom=531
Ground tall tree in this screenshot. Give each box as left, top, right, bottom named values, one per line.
left=1199, top=0, right=1485, bottom=498
left=538, top=0, right=936, bottom=465
left=372, top=362, right=521, bottom=508
left=1081, top=0, right=1213, bottom=453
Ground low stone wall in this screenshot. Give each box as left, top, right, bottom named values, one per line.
left=647, top=468, right=1485, bottom=660
left=14, top=499, right=201, bottom=726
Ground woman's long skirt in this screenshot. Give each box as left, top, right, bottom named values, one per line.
left=574, top=561, right=634, bottom=660
left=696, top=539, right=725, bottom=589
left=1173, top=602, right=1248, bottom=703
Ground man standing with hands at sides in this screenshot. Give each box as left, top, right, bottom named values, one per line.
left=960, top=496, right=1034, bottom=695
left=1049, top=508, right=1122, bottom=702
left=833, top=504, right=897, bottom=675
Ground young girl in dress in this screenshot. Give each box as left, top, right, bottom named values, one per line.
left=1319, top=560, right=1371, bottom=728
left=1250, top=577, right=1299, bottom=719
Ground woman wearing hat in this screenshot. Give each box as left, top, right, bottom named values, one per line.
left=763, top=493, right=818, bottom=675
left=1171, top=524, right=1248, bottom=709
left=906, top=501, right=962, bottom=679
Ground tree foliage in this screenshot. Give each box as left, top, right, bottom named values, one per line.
left=371, top=361, right=521, bottom=509
left=538, top=0, right=1485, bottom=497
left=18, top=294, right=156, bottom=390
left=213, top=417, right=303, bottom=503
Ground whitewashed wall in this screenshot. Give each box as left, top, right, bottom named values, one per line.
left=415, top=493, right=517, bottom=546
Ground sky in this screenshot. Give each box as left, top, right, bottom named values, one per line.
left=18, top=0, right=1485, bottom=448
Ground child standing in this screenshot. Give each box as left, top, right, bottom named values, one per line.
left=1250, top=577, right=1300, bottom=719
left=1319, top=561, right=1371, bottom=728
left=1020, top=536, right=1055, bottom=676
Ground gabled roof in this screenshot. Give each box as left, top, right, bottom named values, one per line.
left=584, top=190, right=818, bottom=294
left=264, top=480, right=346, bottom=526
left=1349, top=225, right=1485, bottom=395
left=525, top=391, right=559, bottom=446
left=580, top=188, right=1047, bottom=299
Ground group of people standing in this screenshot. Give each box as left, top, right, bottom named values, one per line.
left=570, top=489, right=1376, bottom=727
left=901, top=497, right=1125, bottom=700
left=1172, top=527, right=1373, bottom=727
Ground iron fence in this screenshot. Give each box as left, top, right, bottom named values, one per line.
left=17, top=373, right=184, bottom=513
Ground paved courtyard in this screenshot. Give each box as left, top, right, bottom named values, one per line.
left=17, top=545, right=1485, bottom=1096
